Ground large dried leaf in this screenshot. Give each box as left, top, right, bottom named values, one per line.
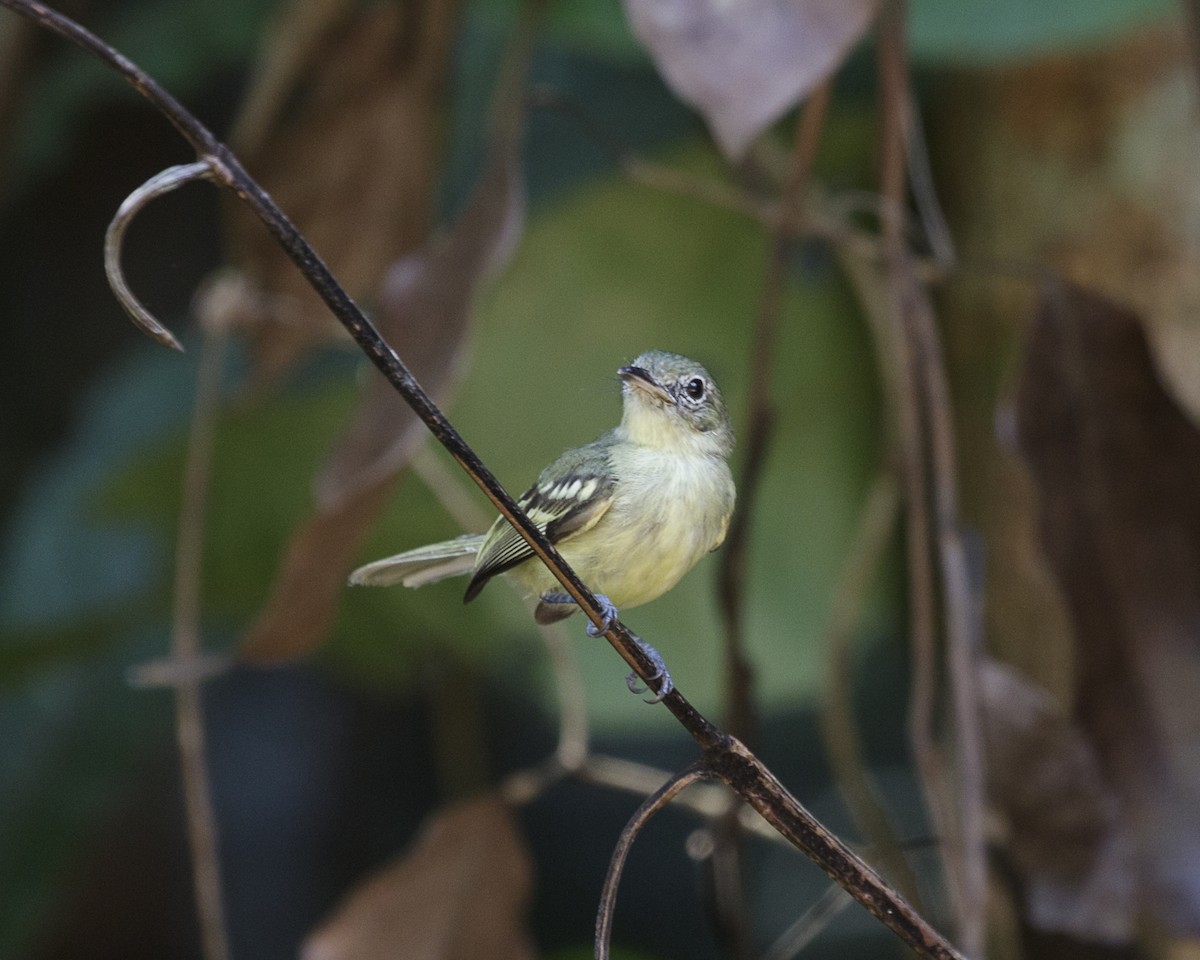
left=315, top=136, right=526, bottom=509
left=302, top=795, right=536, bottom=960
left=239, top=96, right=524, bottom=662
left=1015, top=282, right=1200, bottom=932
left=220, top=0, right=458, bottom=386
left=982, top=658, right=1135, bottom=943
left=622, top=0, right=875, bottom=158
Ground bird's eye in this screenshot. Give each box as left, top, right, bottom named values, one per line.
left=684, top=377, right=706, bottom=401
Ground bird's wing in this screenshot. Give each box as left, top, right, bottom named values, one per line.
left=463, top=443, right=616, bottom=602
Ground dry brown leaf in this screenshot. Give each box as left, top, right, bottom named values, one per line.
left=302, top=795, right=536, bottom=960
left=622, top=0, right=875, bottom=158
left=314, top=135, right=526, bottom=509
left=1015, top=282, right=1200, bottom=933
left=239, top=138, right=523, bottom=661
left=219, top=0, right=458, bottom=386
left=238, top=135, right=523, bottom=660
left=935, top=30, right=1200, bottom=425
left=236, top=3, right=527, bottom=662
left=982, top=658, right=1135, bottom=943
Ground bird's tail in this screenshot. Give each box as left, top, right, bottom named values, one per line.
left=349, top=534, right=484, bottom=588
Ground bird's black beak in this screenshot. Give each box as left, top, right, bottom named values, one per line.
left=618, top=365, right=674, bottom=405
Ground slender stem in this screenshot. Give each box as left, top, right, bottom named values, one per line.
left=761, top=883, right=854, bottom=960
left=595, top=764, right=712, bottom=960
left=877, top=4, right=982, bottom=953
left=171, top=329, right=231, bottom=960
left=913, top=283, right=987, bottom=957
left=718, top=82, right=832, bottom=748
left=818, top=471, right=924, bottom=905
left=877, top=0, right=946, bottom=912
left=709, top=84, right=833, bottom=960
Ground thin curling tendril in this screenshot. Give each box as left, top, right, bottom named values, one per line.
left=104, top=160, right=217, bottom=351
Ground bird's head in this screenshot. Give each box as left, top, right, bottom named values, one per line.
left=617, top=350, right=734, bottom=458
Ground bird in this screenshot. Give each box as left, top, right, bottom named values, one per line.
left=349, top=350, right=736, bottom=697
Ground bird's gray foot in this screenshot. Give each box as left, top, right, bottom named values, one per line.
left=624, top=636, right=673, bottom=704
left=540, top=592, right=619, bottom=637
left=539, top=593, right=671, bottom=701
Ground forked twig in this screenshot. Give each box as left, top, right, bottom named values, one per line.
left=2, top=4, right=966, bottom=957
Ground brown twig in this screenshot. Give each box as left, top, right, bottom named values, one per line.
left=595, top=763, right=714, bottom=960
left=911, top=278, right=987, bottom=957
left=170, top=327, right=232, bottom=960
left=818, top=470, right=925, bottom=905
left=2, top=5, right=967, bottom=957
left=704, top=738, right=962, bottom=959
left=103, top=159, right=231, bottom=960
left=708, top=82, right=833, bottom=960
left=877, top=4, right=983, bottom=954
left=877, top=0, right=951, bottom=935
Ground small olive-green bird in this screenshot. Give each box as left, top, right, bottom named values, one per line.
left=350, top=350, right=736, bottom=659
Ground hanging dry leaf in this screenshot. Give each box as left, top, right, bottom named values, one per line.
left=982, top=658, right=1135, bottom=944
left=236, top=1, right=529, bottom=659
left=302, top=795, right=536, bottom=960
left=216, top=0, right=458, bottom=386
left=1015, top=282, right=1200, bottom=933
left=314, top=137, right=525, bottom=509
left=622, top=0, right=875, bottom=159
left=239, top=132, right=525, bottom=662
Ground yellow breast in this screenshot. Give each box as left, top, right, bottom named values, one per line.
left=512, top=444, right=734, bottom=610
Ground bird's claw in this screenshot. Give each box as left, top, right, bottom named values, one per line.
left=539, top=592, right=672, bottom=702
left=626, top=637, right=673, bottom=703
left=585, top=594, right=619, bottom=638
left=540, top=592, right=619, bottom=637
